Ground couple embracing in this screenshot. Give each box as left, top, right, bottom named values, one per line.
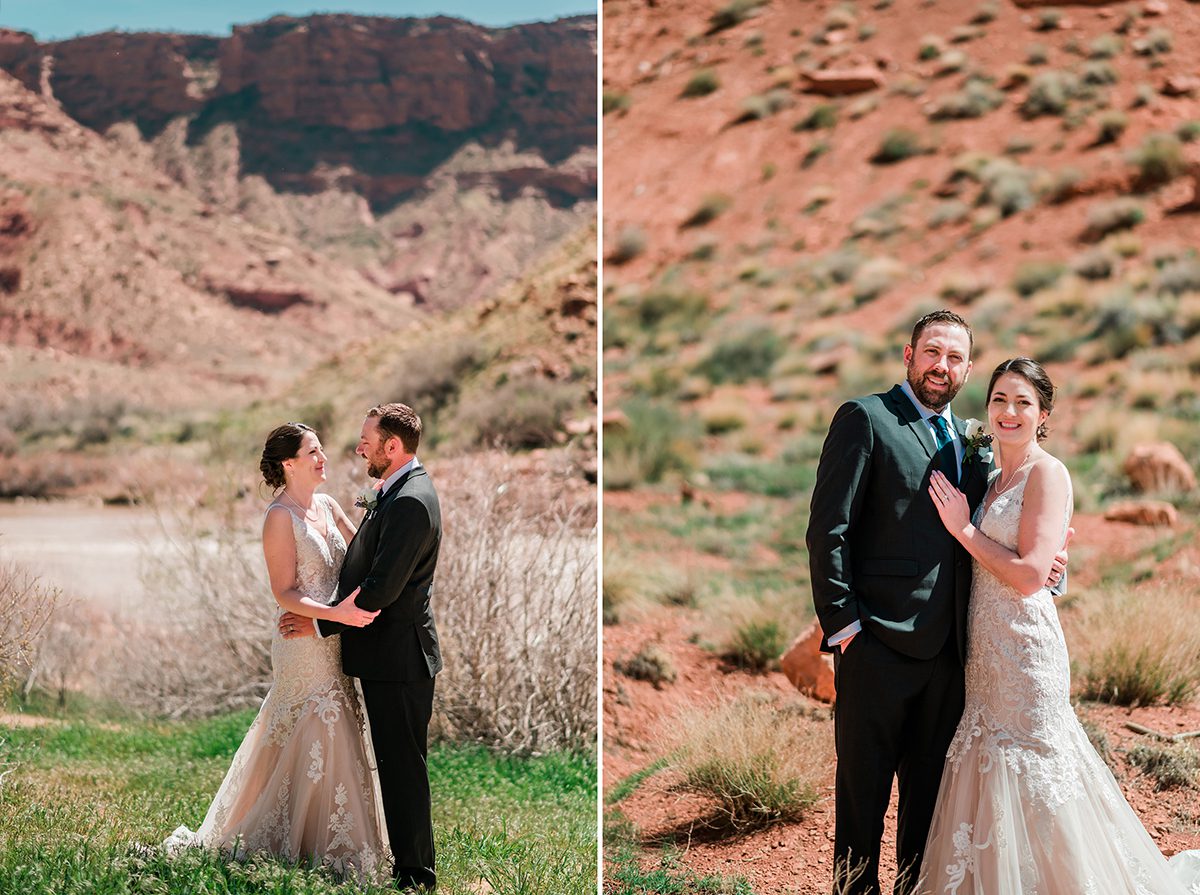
left=167, top=403, right=441, bottom=891
left=809, top=311, right=1200, bottom=895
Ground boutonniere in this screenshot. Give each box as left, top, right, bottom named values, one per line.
left=354, top=482, right=382, bottom=512
left=962, top=419, right=994, bottom=466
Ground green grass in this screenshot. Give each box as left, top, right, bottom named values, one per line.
left=0, top=707, right=596, bottom=895
left=607, top=847, right=754, bottom=894
left=605, top=758, right=669, bottom=805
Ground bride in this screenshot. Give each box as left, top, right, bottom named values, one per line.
left=166, top=422, right=391, bottom=880
left=920, top=358, right=1200, bottom=894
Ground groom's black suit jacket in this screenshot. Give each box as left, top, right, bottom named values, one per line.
left=808, top=385, right=989, bottom=662
left=319, top=465, right=443, bottom=681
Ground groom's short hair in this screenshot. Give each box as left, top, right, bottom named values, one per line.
left=368, top=403, right=422, bottom=453
left=910, top=309, right=973, bottom=354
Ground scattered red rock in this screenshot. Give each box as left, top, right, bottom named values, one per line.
left=1162, top=74, right=1200, bottom=97
left=801, top=67, right=885, bottom=97
left=1124, top=443, right=1197, bottom=494
left=1104, top=500, right=1178, bottom=526
left=780, top=618, right=836, bottom=703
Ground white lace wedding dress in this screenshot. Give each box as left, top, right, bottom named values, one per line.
left=165, top=495, right=390, bottom=881
left=919, top=464, right=1200, bottom=894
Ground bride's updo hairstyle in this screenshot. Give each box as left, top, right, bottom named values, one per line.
left=987, top=357, right=1056, bottom=441
left=260, top=422, right=315, bottom=490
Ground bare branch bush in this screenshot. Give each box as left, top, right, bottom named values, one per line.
left=0, top=560, right=58, bottom=700
left=432, top=454, right=597, bottom=754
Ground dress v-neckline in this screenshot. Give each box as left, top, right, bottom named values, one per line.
left=980, top=468, right=1029, bottom=523
left=279, top=497, right=330, bottom=541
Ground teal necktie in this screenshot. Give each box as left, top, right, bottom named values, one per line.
left=931, top=415, right=958, bottom=486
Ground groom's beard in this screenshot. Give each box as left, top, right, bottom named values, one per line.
left=907, top=367, right=963, bottom=412
left=365, top=449, right=389, bottom=479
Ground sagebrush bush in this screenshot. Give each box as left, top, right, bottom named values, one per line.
left=927, top=78, right=1004, bottom=120
left=1127, top=132, right=1185, bottom=189
left=609, top=226, right=647, bottom=265
left=1079, top=60, right=1118, bottom=86
left=667, top=693, right=833, bottom=830
left=696, top=320, right=785, bottom=384
left=709, top=0, right=763, bottom=33
left=1034, top=8, right=1062, bottom=31
left=1085, top=198, right=1144, bottom=240
left=1095, top=110, right=1128, bottom=144
left=603, top=90, right=631, bottom=115
left=682, top=192, right=733, bottom=228
left=1089, top=33, right=1122, bottom=59
left=0, top=562, right=58, bottom=698
left=682, top=67, right=720, bottom=98
left=452, top=377, right=582, bottom=450
left=736, top=89, right=792, bottom=122
left=871, top=128, right=924, bottom=164
left=851, top=257, right=905, bottom=304
left=1133, top=28, right=1172, bottom=57
left=796, top=103, right=839, bottom=131
left=928, top=200, right=970, bottom=228
left=1127, top=742, right=1199, bottom=791
left=1072, top=247, right=1115, bottom=280
left=1158, top=258, right=1200, bottom=296
left=614, top=644, right=677, bottom=688
left=1022, top=70, right=1080, bottom=117
left=1013, top=260, right=1067, bottom=297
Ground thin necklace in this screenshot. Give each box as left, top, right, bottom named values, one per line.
left=280, top=488, right=317, bottom=518
left=994, top=451, right=1034, bottom=494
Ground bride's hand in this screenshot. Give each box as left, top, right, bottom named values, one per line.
left=329, top=586, right=379, bottom=628
left=929, top=470, right=972, bottom=537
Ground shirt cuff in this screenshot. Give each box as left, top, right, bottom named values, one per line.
left=828, top=619, right=862, bottom=647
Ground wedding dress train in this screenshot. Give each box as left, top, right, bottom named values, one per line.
left=919, top=465, right=1200, bottom=895
left=165, top=495, right=390, bottom=881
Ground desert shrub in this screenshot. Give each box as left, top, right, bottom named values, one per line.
left=813, top=245, right=864, bottom=285
left=1072, top=247, right=1115, bottom=280
left=1034, top=8, right=1062, bottom=31
left=1127, top=132, right=1185, bottom=189
left=939, top=271, right=988, bottom=302
left=683, top=67, right=721, bottom=98
left=871, top=128, right=924, bottom=164
left=918, top=35, right=944, bottom=61
left=1176, top=120, right=1200, bottom=143
left=708, top=0, right=764, bottom=33
left=609, top=226, right=647, bottom=265
left=667, top=693, right=833, bottom=830
left=1088, top=292, right=1179, bottom=360
left=701, top=398, right=750, bottom=434
left=927, top=77, right=1004, bottom=120
left=614, top=644, right=677, bottom=688
left=1043, top=165, right=1083, bottom=203
left=1013, top=260, right=1067, bottom=297
left=602, top=557, right=637, bottom=626
left=1089, top=33, right=1122, bottom=59
left=1127, top=743, right=1200, bottom=790
left=0, top=562, right=58, bottom=698
left=1131, top=83, right=1157, bottom=108
left=603, top=90, right=631, bottom=115
left=970, top=1, right=998, bottom=23
left=432, top=457, right=596, bottom=752
left=696, top=320, right=785, bottom=384
left=393, top=335, right=487, bottom=415
left=682, top=192, right=733, bottom=228
left=1085, top=198, right=1144, bottom=239
left=1079, top=60, right=1118, bottom=86
left=1005, top=135, right=1036, bottom=155
left=851, top=257, right=905, bottom=304
left=796, top=102, right=839, bottom=130
left=1132, top=28, right=1172, bottom=56
left=803, top=138, right=832, bottom=168
left=1072, top=581, right=1200, bottom=706
left=928, top=200, right=970, bottom=228
left=634, top=288, right=709, bottom=331
left=735, top=88, right=792, bottom=122
left=979, top=158, right=1037, bottom=216
left=724, top=620, right=788, bottom=672
left=1026, top=43, right=1050, bottom=65
left=1095, top=110, right=1128, bottom=144
left=1022, top=70, right=1081, bottom=117
left=1158, top=258, right=1200, bottom=296
left=603, top=397, right=698, bottom=487
left=850, top=196, right=907, bottom=239
left=452, top=377, right=581, bottom=450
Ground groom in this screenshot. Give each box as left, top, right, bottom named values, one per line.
left=281, top=402, right=442, bottom=892
left=807, top=311, right=1065, bottom=895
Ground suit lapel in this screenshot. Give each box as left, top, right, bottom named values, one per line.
left=889, top=384, right=936, bottom=461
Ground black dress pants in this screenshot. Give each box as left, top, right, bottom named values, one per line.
left=360, top=677, right=436, bottom=891
left=831, top=629, right=964, bottom=895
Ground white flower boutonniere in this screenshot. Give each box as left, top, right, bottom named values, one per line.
left=962, top=418, right=994, bottom=467
left=354, top=483, right=381, bottom=511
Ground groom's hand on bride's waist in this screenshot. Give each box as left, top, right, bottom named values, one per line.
left=280, top=612, right=315, bottom=639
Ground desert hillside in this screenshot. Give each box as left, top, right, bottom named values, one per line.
left=0, top=13, right=597, bottom=499
left=602, top=1, right=1200, bottom=891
